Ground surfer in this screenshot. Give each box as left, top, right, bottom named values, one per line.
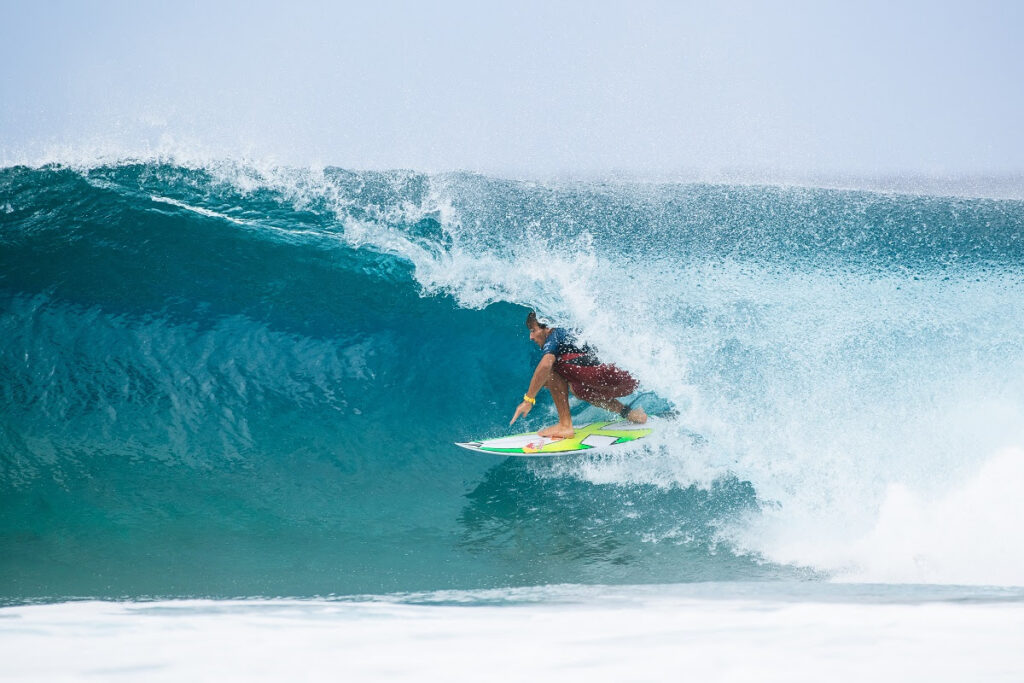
left=510, top=312, right=647, bottom=439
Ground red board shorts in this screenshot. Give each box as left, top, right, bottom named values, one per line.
left=553, top=353, right=638, bottom=403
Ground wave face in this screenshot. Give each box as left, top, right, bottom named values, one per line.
left=2, top=161, right=1024, bottom=600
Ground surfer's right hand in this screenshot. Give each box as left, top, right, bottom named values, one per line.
left=510, top=401, right=533, bottom=425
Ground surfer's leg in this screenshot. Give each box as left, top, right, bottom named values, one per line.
left=590, top=397, right=648, bottom=424
left=537, top=370, right=575, bottom=439
left=627, top=405, right=648, bottom=423
left=572, top=376, right=648, bottom=424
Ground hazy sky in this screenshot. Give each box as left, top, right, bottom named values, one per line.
left=2, top=0, right=1022, bottom=175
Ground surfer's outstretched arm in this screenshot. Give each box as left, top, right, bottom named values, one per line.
left=526, top=353, right=556, bottom=398
left=509, top=353, right=555, bottom=425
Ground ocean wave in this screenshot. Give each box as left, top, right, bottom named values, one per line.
left=2, top=160, right=1023, bottom=598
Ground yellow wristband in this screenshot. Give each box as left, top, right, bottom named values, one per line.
left=522, top=394, right=536, bottom=405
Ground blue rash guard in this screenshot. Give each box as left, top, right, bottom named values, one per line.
left=540, top=328, right=600, bottom=366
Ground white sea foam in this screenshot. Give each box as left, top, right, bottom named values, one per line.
left=756, top=448, right=1024, bottom=586
left=2, top=588, right=1023, bottom=682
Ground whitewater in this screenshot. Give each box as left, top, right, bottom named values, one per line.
left=2, top=158, right=1024, bottom=679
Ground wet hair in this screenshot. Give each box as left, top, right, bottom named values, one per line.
left=526, top=311, right=548, bottom=329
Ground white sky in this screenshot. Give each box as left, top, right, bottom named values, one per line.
left=2, top=0, right=1022, bottom=176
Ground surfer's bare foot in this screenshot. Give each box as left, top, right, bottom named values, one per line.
left=538, top=424, right=574, bottom=439
left=626, top=407, right=647, bottom=424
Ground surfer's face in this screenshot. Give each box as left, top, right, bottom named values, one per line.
left=527, top=322, right=549, bottom=348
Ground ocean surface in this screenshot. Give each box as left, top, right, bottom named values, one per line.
left=2, top=160, right=1024, bottom=678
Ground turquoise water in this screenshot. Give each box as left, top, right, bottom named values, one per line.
left=2, top=161, right=1023, bottom=602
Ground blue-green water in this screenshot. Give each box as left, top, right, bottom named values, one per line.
left=2, top=161, right=1023, bottom=602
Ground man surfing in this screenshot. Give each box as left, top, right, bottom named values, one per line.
left=510, top=312, right=647, bottom=439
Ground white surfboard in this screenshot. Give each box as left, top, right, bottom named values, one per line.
left=455, top=420, right=653, bottom=457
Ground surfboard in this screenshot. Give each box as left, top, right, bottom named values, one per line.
left=455, top=420, right=653, bottom=457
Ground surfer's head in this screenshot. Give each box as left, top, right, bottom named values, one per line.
left=526, top=311, right=548, bottom=330
left=526, top=311, right=552, bottom=347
